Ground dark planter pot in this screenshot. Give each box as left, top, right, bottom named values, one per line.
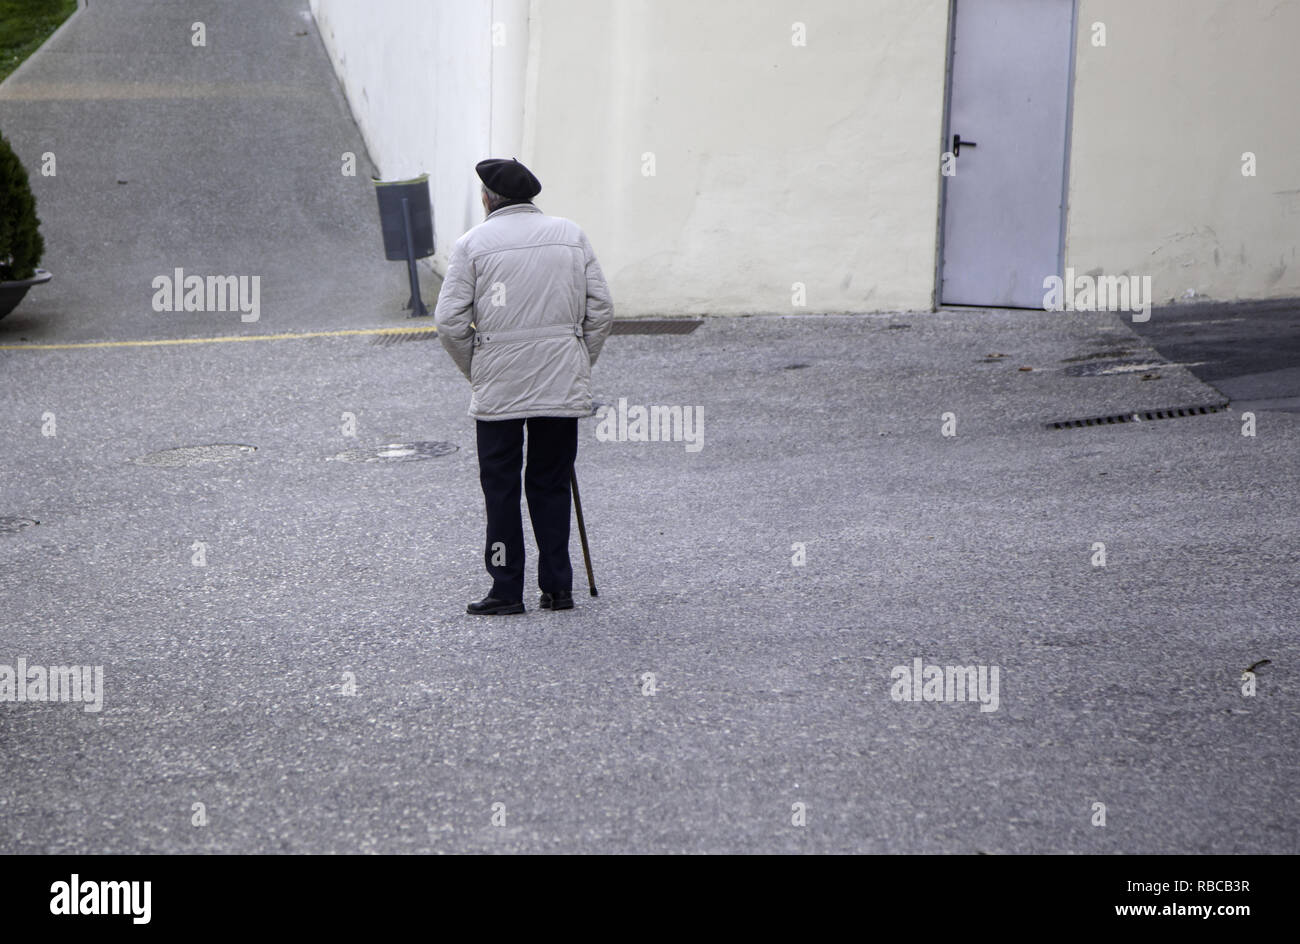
left=0, top=269, right=52, bottom=320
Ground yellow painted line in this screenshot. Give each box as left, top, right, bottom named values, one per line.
left=0, top=325, right=438, bottom=351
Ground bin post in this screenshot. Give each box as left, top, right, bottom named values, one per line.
left=373, top=174, right=435, bottom=319
left=400, top=196, right=429, bottom=318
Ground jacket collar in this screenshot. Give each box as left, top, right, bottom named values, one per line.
left=486, top=203, right=541, bottom=220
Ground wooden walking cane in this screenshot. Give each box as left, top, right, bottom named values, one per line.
left=570, top=468, right=597, bottom=596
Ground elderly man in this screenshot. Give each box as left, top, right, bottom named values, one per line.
left=434, top=158, right=614, bottom=615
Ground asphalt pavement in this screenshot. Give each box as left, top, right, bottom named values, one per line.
left=0, top=0, right=1296, bottom=854
left=1132, top=298, right=1300, bottom=414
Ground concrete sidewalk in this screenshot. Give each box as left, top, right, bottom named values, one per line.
left=0, top=0, right=414, bottom=343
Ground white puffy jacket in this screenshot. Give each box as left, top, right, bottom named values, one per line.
left=433, top=203, right=614, bottom=421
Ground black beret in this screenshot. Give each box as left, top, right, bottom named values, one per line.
left=476, top=157, right=541, bottom=201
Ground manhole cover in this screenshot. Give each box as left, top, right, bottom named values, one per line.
left=0, top=516, right=38, bottom=533
left=134, top=444, right=257, bottom=468
left=326, top=441, right=458, bottom=462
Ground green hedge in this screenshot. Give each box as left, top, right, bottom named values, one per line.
left=0, top=130, right=44, bottom=281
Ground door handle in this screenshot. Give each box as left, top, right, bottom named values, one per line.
left=952, top=134, right=977, bottom=156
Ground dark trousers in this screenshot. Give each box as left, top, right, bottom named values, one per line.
left=476, top=416, right=578, bottom=601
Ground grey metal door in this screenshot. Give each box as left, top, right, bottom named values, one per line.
left=939, top=0, right=1076, bottom=308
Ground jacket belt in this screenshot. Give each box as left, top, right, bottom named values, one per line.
left=474, top=323, right=584, bottom=347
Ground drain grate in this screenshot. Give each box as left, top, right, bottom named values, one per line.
left=134, top=444, right=257, bottom=467
left=0, top=516, right=39, bottom=534
left=610, top=319, right=702, bottom=335
left=1046, top=403, right=1227, bottom=430
left=326, top=441, right=458, bottom=462
left=371, top=328, right=440, bottom=346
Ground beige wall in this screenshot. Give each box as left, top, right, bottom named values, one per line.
left=1067, top=0, right=1300, bottom=303
left=312, top=0, right=1300, bottom=315
left=526, top=0, right=950, bottom=315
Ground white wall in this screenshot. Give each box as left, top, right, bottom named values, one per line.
left=525, top=0, right=951, bottom=315
left=310, top=0, right=528, bottom=270
left=313, top=0, right=1300, bottom=315
left=1067, top=0, right=1300, bottom=303
left=311, top=0, right=949, bottom=314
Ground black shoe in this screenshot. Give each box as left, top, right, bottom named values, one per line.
left=538, top=590, right=574, bottom=611
left=467, top=596, right=525, bottom=615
